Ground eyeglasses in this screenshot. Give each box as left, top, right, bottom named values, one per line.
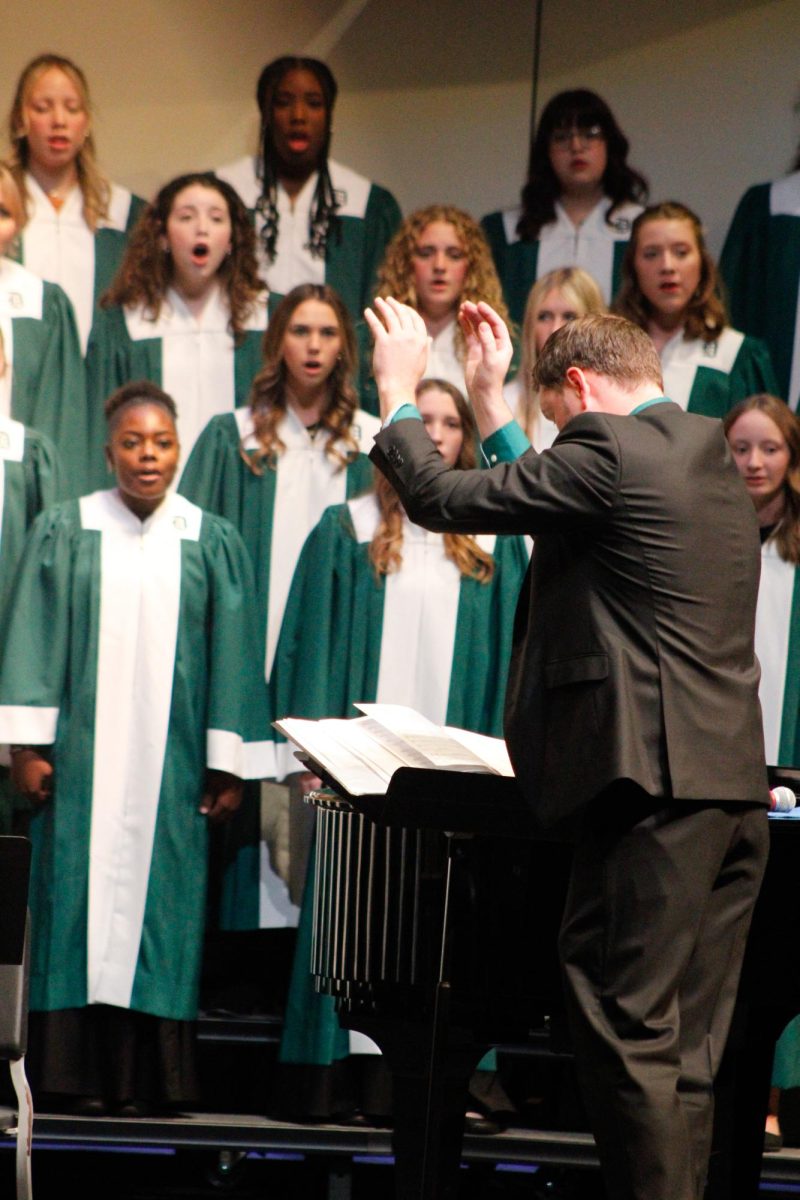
left=550, top=125, right=605, bottom=147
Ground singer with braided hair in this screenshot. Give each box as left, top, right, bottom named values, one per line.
left=218, top=55, right=401, bottom=321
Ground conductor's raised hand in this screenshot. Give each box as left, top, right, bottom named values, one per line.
left=458, top=301, right=515, bottom=440
left=364, top=297, right=429, bottom=420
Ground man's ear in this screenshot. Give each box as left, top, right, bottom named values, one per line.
left=564, top=366, right=589, bottom=411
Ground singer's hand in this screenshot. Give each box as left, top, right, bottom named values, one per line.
left=11, top=749, right=53, bottom=806
left=200, top=769, right=243, bottom=823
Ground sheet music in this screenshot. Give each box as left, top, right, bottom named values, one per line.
left=442, top=726, right=514, bottom=776
left=276, top=718, right=389, bottom=794
left=356, top=704, right=510, bottom=773
left=275, top=705, right=514, bottom=796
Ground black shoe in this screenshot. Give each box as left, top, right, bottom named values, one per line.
left=764, top=1130, right=783, bottom=1152
left=116, top=1099, right=153, bottom=1118
left=464, top=1111, right=501, bottom=1136
left=69, top=1096, right=108, bottom=1117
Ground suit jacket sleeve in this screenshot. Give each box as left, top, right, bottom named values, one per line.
left=371, top=414, right=620, bottom=536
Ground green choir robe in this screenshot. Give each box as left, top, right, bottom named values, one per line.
left=0, top=416, right=63, bottom=615
left=481, top=198, right=642, bottom=325
left=0, top=416, right=63, bottom=833
left=178, top=405, right=380, bottom=929
left=216, top=156, right=401, bottom=322
left=273, top=493, right=529, bottom=1067
left=659, top=327, right=778, bottom=417
left=753, top=539, right=800, bottom=1088
left=15, top=174, right=145, bottom=355
left=720, top=172, right=800, bottom=406
left=0, top=490, right=272, bottom=1020
left=755, top=540, right=800, bottom=768
left=0, top=256, right=89, bottom=497
left=85, top=285, right=275, bottom=491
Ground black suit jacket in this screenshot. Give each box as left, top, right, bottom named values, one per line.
left=372, top=403, right=768, bottom=826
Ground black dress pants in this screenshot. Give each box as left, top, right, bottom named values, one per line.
left=558, top=787, right=769, bottom=1200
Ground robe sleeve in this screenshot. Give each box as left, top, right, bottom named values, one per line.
left=481, top=210, right=509, bottom=281
left=360, top=184, right=402, bottom=314
left=126, top=193, right=147, bottom=234
left=84, top=304, right=139, bottom=490
left=484, top=535, right=530, bottom=736
left=233, top=328, right=267, bottom=408
left=202, top=514, right=274, bottom=780
left=24, top=427, right=65, bottom=515
left=178, top=413, right=244, bottom=520
left=271, top=504, right=379, bottom=778
left=720, top=185, right=770, bottom=341
left=729, top=335, right=780, bottom=405
left=273, top=505, right=358, bottom=721
left=0, top=431, right=64, bottom=619
left=778, top=569, right=800, bottom=766
left=355, top=319, right=379, bottom=417
left=0, top=504, right=76, bottom=744
left=23, top=284, right=89, bottom=499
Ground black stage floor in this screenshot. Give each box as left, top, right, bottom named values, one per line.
left=3, top=1111, right=800, bottom=1199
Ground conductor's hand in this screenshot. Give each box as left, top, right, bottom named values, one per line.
left=364, top=297, right=429, bottom=420
left=458, top=301, right=515, bottom=441
left=200, top=768, right=243, bottom=823
left=11, top=748, right=54, bottom=806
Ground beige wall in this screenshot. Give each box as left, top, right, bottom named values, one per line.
left=335, top=0, right=798, bottom=254
left=1, top=0, right=797, bottom=256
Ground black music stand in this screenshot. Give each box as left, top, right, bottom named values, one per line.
left=300, top=760, right=541, bottom=1200
left=0, top=836, right=33, bottom=1200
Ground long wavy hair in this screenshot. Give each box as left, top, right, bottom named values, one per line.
left=517, top=267, right=605, bottom=440
left=724, top=393, right=800, bottom=565
left=516, top=89, right=648, bottom=243
left=8, top=53, right=111, bottom=232
left=369, top=379, right=494, bottom=582
left=254, top=56, right=339, bottom=263
left=613, top=201, right=728, bottom=343
left=244, top=283, right=360, bottom=473
left=102, top=173, right=263, bottom=340
left=376, top=205, right=510, bottom=359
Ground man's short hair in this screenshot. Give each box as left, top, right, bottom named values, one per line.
left=532, top=314, right=664, bottom=393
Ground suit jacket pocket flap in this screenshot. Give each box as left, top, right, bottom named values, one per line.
left=544, top=653, right=609, bottom=688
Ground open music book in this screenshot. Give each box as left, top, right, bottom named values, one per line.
left=274, top=704, right=514, bottom=797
